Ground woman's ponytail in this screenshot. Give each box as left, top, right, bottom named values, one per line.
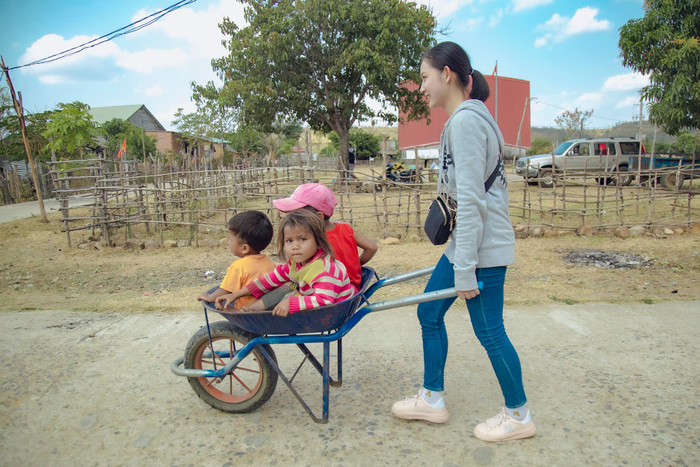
left=469, top=69, right=490, bottom=102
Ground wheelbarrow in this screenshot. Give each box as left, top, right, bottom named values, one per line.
left=171, top=266, right=462, bottom=423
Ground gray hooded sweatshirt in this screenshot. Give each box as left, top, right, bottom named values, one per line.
left=439, top=99, right=515, bottom=291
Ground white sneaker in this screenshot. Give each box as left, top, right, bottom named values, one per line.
left=473, top=408, right=537, bottom=442
left=391, top=392, right=449, bottom=423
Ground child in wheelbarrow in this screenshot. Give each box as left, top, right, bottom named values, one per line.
left=272, top=182, right=378, bottom=292
left=215, top=210, right=357, bottom=317
left=195, top=210, right=275, bottom=309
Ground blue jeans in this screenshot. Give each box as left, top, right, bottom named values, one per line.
left=417, top=255, right=527, bottom=408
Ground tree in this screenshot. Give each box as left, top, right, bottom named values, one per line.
left=196, top=0, right=435, bottom=175
left=670, top=130, right=700, bottom=154
left=328, top=128, right=380, bottom=160
left=554, top=108, right=593, bottom=139
left=43, top=102, right=101, bottom=159
left=526, top=136, right=554, bottom=156
left=0, top=86, right=52, bottom=161
left=102, top=118, right=157, bottom=160
left=619, top=0, right=700, bottom=135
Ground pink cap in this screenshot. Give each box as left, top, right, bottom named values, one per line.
left=273, top=183, right=337, bottom=217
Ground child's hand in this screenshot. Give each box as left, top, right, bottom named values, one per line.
left=196, top=293, right=209, bottom=302
left=215, top=294, right=233, bottom=310
left=272, top=299, right=290, bottom=317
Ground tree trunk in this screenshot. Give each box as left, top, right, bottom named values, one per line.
left=337, top=129, right=349, bottom=181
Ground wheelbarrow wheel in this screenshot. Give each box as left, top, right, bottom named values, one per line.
left=184, top=321, right=278, bottom=413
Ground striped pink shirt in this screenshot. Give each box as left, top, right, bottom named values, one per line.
left=246, top=249, right=357, bottom=313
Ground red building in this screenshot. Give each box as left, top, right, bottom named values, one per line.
left=398, top=75, right=531, bottom=159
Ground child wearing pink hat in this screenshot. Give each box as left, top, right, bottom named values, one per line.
left=273, top=183, right=377, bottom=291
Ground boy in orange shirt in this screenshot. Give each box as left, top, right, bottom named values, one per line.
left=273, top=183, right=377, bottom=291
left=196, top=210, right=275, bottom=309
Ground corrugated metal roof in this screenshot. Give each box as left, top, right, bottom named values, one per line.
left=89, top=105, right=143, bottom=124
left=89, top=105, right=165, bottom=131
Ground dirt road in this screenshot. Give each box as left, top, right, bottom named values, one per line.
left=1, top=301, right=697, bottom=466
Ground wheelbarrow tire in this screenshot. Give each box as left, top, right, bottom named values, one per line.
left=184, top=321, right=278, bottom=413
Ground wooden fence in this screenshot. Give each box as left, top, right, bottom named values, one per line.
left=0, top=163, right=53, bottom=205
left=46, top=154, right=699, bottom=248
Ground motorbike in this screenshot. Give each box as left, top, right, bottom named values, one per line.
left=385, top=162, right=420, bottom=183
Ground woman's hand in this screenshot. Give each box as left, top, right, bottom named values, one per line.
left=457, top=289, right=480, bottom=300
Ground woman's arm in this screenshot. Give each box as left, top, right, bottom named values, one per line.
left=449, top=112, right=489, bottom=293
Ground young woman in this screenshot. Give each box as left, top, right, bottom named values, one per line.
left=391, top=41, right=536, bottom=442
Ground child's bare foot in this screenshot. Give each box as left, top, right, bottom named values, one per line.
left=242, top=299, right=266, bottom=312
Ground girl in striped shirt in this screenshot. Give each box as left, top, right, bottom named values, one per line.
left=215, top=210, right=357, bottom=317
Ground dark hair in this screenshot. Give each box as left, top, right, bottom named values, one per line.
left=422, top=41, right=490, bottom=102
left=227, top=210, right=273, bottom=253
left=300, top=205, right=330, bottom=221
left=277, top=210, right=335, bottom=262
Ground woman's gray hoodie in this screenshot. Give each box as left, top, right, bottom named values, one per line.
left=439, top=99, right=515, bottom=291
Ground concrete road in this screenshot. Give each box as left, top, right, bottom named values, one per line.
left=0, top=194, right=94, bottom=224
left=0, top=301, right=697, bottom=466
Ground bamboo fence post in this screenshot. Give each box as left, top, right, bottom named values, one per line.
left=414, top=147, right=422, bottom=237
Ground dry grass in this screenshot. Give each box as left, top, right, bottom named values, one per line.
left=1, top=208, right=698, bottom=314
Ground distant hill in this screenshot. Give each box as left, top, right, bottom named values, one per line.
left=532, top=121, right=677, bottom=147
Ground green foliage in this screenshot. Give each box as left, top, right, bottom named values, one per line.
left=227, top=124, right=264, bottom=158
left=554, top=108, right=593, bottom=139
left=670, top=130, right=700, bottom=154
left=619, top=0, right=700, bottom=134
left=102, top=118, right=157, bottom=160
left=43, top=102, right=101, bottom=159
left=527, top=136, right=554, bottom=156
left=196, top=0, right=435, bottom=170
left=0, top=85, right=52, bottom=161
left=326, top=128, right=380, bottom=159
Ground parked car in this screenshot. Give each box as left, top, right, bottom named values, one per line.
left=516, top=137, right=643, bottom=188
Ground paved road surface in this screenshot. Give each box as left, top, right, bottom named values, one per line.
left=1, top=301, right=697, bottom=466
left=0, top=194, right=94, bottom=224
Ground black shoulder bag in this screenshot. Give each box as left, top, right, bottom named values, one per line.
left=424, top=160, right=502, bottom=246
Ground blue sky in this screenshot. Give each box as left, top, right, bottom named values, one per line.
left=0, top=0, right=647, bottom=130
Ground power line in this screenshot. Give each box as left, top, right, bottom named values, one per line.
left=7, top=0, right=198, bottom=71
left=535, top=100, right=622, bottom=123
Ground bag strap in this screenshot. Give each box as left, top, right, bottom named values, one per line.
left=484, top=157, right=502, bottom=193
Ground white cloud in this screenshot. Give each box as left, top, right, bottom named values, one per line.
left=138, top=84, right=164, bottom=97
left=130, top=2, right=246, bottom=57
left=567, top=7, right=612, bottom=34
left=534, top=37, right=548, bottom=47
left=615, top=95, right=640, bottom=109
left=17, top=1, right=247, bottom=85
left=489, top=8, right=505, bottom=27
left=602, top=72, right=649, bottom=92
left=575, top=92, right=603, bottom=106
left=18, top=33, right=188, bottom=83
left=415, top=0, right=474, bottom=18
left=466, top=16, right=484, bottom=28
left=512, top=0, right=553, bottom=12
left=535, top=7, right=612, bottom=47
left=117, top=48, right=188, bottom=74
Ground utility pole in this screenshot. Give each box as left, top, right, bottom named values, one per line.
left=515, top=97, right=535, bottom=165
left=1, top=56, right=48, bottom=222
left=638, top=96, right=644, bottom=142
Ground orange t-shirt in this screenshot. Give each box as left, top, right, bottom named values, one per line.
left=220, top=254, right=276, bottom=309
left=326, top=222, right=361, bottom=290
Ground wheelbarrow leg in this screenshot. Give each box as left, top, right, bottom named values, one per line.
left=259, top=344, right=330, bottom=424
left=295, top=342, right=342, bottom=387
left=323, top=341, right=330, bottom=421
left=335, top=338, right=343, bottom=388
